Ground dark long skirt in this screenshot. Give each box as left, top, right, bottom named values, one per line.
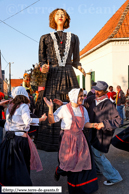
left=35, top=65, right=79, bottom=152
left=56, top=131, right=98, bottom=194
left=0, top=132, right=32, bottom=186
left=112, top=126, right=129, bottom=152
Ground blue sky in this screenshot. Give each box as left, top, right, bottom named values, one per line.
left=0, top=0, right=125, bottom=79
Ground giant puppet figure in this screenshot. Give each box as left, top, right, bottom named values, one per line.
left=35, top=8, right=86, bottom=151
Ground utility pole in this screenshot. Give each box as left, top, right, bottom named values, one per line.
left=9, top=62, right=14, bottom=95
left=9, top=62, right=11, bottom=95
left=0, top=50, right=3, bottom=91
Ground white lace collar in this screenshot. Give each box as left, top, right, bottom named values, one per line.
left=50, top=32, right=71, bottom=67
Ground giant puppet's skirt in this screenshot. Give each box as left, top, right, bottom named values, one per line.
left=112, top=126, right=129, bottom=152
left=34, top=65, right=79, bottom=152
left=55, top=131, right=98, bottom=194
left=28, top=113, right=39, bottom=137
left=0, top=132, right=32, bottom=186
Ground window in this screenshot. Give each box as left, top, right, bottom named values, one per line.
left=82, top=75, right=85, bottom=89
left=91, top=71, right=95, bottom=83
left=91, top=71, right=95, bottom=89
left=76, top=75, right=80, bottom=86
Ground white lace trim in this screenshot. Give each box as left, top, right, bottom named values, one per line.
left=50, top=32, right=71, bottom=67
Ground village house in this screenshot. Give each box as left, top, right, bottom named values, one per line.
left=74, top=0, right=129, bottom=93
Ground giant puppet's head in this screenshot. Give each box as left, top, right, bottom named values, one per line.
left=49, top=8, right=70, bottom=30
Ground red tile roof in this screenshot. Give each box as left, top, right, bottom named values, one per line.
left=11, top=79, right=23, bottom=87
left=80, top=0, right=129, bottom=56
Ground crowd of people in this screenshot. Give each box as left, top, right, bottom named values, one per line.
left=0, top=81, right=128, bottom=193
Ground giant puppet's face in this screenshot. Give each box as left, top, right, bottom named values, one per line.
left=54, top=10, right=66, bottom=27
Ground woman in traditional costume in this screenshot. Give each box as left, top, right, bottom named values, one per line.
left=35, top=8, right=86, bottom=152
left=44, top=88, right=98, bottom=194
left=0, top=86, right=47, bottom=187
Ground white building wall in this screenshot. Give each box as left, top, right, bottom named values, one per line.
left=74, top=42, right=113, bottom=92
left=74, top=40, right=129, bottom=93
left=112, top=41, right=129, bottom=93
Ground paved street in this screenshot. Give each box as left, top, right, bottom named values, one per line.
left=31, top=127, right=129, bottom=194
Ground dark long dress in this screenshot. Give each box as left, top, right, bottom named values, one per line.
left=35, top=31, right=80, bottom=151
left=0, top=132, right=32, bottom=187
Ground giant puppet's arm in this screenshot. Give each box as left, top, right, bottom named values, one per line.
left=72, top=35, right=86, bottom=77
left=39, top=35, right=47, bottom=66
left=39, top=35, right=49, bottom=73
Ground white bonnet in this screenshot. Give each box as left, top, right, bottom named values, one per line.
left=11, top=86, right=29, bottom=99
left=68, top=88, right=81, bottom=104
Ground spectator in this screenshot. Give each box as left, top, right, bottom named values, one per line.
left=87, top=82, right=96, bottom=98
left=83, top=90, right=87, bottom=99
left=125, top=89, right=129, bottom=120
left=107, top=86, right=116, bottom=106
left=0, top=88, right=4, bottom=101
left=116, top=85, right=126, bottom=125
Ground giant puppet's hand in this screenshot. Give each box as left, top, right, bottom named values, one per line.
left=41, top=61, right=49, bottom=74
left=78, top=66, right=86, bottom=77
left=41, top=64, right=49, bottom=73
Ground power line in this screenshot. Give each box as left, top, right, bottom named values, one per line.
left=0, top=1, right=40, bottom=73
left=0, top=0, right=40, bottom=24
left=1, top=52, right=8, bottom=64
left=4, top=63, right=9, bottom=70
left=0, top=19, right=38, bottom=43
left=1, top=52, right=9, bottom=70
left=0, top=0, right=40, bottom=43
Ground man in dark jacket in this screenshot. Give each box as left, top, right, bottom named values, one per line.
left=116, top=85, right=125, bottom=125
left=84, top=81, right=123, bottom=186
